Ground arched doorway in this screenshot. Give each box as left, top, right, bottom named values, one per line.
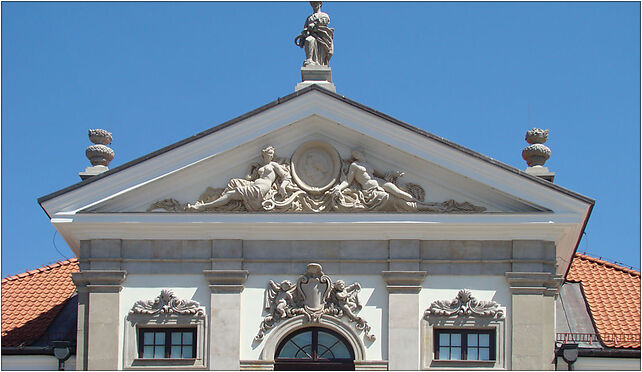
left=274, top=327, right=355, bottom=370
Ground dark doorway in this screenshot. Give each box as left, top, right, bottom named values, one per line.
left=274, top=327, right=355, bottom=371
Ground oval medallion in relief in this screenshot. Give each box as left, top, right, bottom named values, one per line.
left=291, top=141, right=341, bottom=195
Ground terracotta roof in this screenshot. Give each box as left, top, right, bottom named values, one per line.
left=2, top=258, right=78, bottom=347
left=566, top=253, right=641, bottom=349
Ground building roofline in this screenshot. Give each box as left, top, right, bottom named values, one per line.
left=37, top=84, right=595, bottom=209
left=2, top=258, right=79, bottom=282
left=571, top=253, right=641, bottom=277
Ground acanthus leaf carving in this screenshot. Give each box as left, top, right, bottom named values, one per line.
left=130, top=289, right=205, bottom=317
left=423, top=289, right=504, bottom=319
left=148, top=143, right=486, bottom=214
left=254, top=263, right=375, bottom=343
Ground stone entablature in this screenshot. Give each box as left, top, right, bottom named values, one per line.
left=78, top=239, right=556, bottom=276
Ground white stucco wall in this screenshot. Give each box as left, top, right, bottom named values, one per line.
left=1, top=355, right=76, bottom=370
left=115, top=273, right=511, bottom=367
left=118, top=274, right=211, bottom=368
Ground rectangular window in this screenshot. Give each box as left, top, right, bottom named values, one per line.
left=434, top=330, right=495, bottom=361
left=138, top=328, right=196, bottom=359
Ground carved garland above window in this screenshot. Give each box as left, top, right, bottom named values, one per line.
left=255, top=263, right=375, bottom=343
left=424, top=289, right=504, bottom=319
left=130, top=289, right=205, bottom=317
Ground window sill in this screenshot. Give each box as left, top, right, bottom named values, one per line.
left=129, top=358, right=204, bottom=369
left=431, top=359, right=497, bottom=368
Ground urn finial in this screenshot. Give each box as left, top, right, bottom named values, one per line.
left=522, top=128, right=555, bottom=182
left=79, top=129, right=115, bottom=180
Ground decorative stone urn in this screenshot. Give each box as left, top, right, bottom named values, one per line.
left=86, top=129, right=114, bottom=166
left=522, top=128, right=551, bottom=167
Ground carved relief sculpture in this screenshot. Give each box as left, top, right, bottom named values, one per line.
left=295, top=2, right=334, bottom=67
left=148, top=142, right=486, bottom=214
left=255, top=263, right=374, bottom=342
left=423, top=289, right=504, bottom=319
left=130, top=289, right=205, bottom=317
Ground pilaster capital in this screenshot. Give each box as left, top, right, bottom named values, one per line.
left=72, top=270, right=127, bottom=293
left=505, top=272, right=562, bottom=296
left=382, top=271, right=427, bottom=294
left=203, top=270, right=249, bottom=293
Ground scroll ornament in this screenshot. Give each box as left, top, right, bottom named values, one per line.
left=423, top=289, right=504, bottom=319
left=255, top=263, right=375, bottom=342
left=148, top=143, right=486, bottom=214
left=130, top=289, right=205, bottom=317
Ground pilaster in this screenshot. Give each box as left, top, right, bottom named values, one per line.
left=505, top=272, right=562, bottom=370
left=381, top=271, right=427, bottom=370
left=203, top=270, right=249, bottom=370
left=71, top=270, right=126, bottom=371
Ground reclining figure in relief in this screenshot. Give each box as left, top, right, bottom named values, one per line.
left=147, top=145, right=486, bottom=213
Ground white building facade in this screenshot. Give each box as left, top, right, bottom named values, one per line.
left=38, top=86, right=593, bottom=370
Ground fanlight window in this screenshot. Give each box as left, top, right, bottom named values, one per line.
left=276, top=328, right=354, bottom=361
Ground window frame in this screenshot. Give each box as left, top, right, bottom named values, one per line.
left=433, top=329, right=496, bottom=361
left=137, top=327, right=197, bottom=360
left=274, top=327, right=355, bottom=370
left=124, top=313, right=206, bottom=369
left=421, top=314, right=505, bottom=369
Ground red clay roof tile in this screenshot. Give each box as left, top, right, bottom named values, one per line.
left=1, top=258, right=79, bottom=347
left=567, top=253, right=640, bottom=349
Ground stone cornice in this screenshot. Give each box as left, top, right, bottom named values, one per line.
left=203, top=270, right=249, bottom=293
left=505, top=272, right=562, bottom=296
left=382, top=271, right=427, bottom=293
left=72, top=270, right=126, bottom=289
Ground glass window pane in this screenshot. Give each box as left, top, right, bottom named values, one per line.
left=479, top=347, right=490, bottom=361
left=468, top=333, right=478, bottom=346
left=450, top=347, right=461, bottom=360
left=154, top=346, right=165, bottom=359
left=172, top=332, right=182, bottom=345
left=144, top=332, right=154, bottom=345
left=278, top=341, right=299, bottom=358
left=317, top=345, right=334, bottom=359
left=183, top=332, right=192, bottom=345
left=439, top=333, right=450, bottom=346
left=329, top=343, right=351, bottom=359
left=183, top=346, right=193, bottom=358
left=171, top=345, right=182, bottom=358
left=467, top=347, right=478, bottom=360
left=143, top=346, right=154, bottom=358
left=291, top=331, right=312, bottom=347
left=451, top=333, right=461, bottom=346
left=295, top=345, right=313, bottom=359
left=155, top=332, right=165, bottom=345
left=438, top=347, right=450, bottom=360
left=318, top=330, right=350, bottom=359
left=479, top=333, right=490, bottom=347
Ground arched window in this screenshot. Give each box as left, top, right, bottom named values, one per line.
left=275, top=327, right=355, bottom=370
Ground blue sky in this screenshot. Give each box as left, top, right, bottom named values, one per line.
left=2, top=2, right=640, bottom=276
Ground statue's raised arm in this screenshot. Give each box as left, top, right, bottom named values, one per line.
left=295, top=2, right=334, bottom=67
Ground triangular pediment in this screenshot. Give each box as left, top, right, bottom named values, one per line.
left=80, top=115, right=544, bottom=214
left=39, top=86, right=591, bottom=217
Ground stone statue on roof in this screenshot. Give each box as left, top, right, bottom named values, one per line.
left=295, top=2, right=334, bottom=67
